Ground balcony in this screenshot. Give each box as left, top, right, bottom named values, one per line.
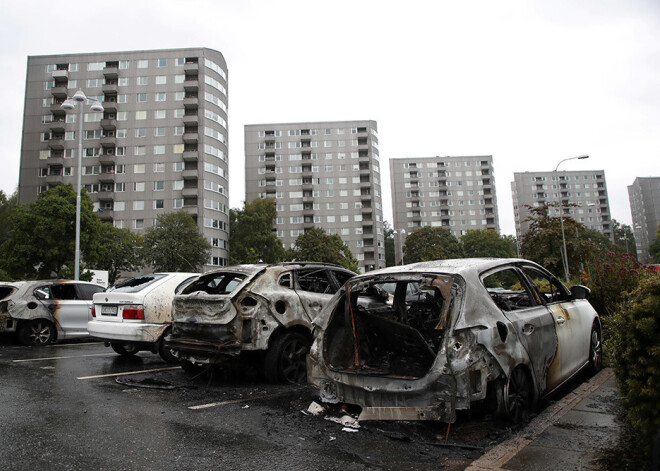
left=101, top=101, right=117, bottom=113
left=182, top=169, right=198, bottom=180
left=49, top=120, right=66, bottom=133
left=183, top=150, right=198, bottom=161
left=103, top=65, right=119, bottom=79
left=100, top=119, right=117, bottom=131
left=47, top=139, right=65, bottom=150
left=183, top=97, right=198, bottom=109
left=50, top=102, right=66, bottom=114
left=97, top=191, right=114, bottom=201
left=183, top=132, right=198, bottom=144
left=46, top=156, right=64, bottom=166
left=184, top=80, right=199, bottom=92
left=183, top=113, right=198, bottom=126
left=46, top=173, right=64, bottom=185
left=100, top=136, right=116, bottom=147
left=52, top=69, right=68, bottom=81
left=99, top=153, right=115, bottom=165
left=184, top=62, right=199, bottom=74
left=182, top=187, right=198, bottom=198
left=98, top=173, right=116, bottom=183
left=102, top=83, right=118, bottom=94
left=51, top=86, right=68, bottom=99
left=97, top=210, right=114, bottom=221
left=182, top=206, right=198, bottom=217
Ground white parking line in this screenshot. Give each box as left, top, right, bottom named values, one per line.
left=189, top=395, right=272, bottom=410
left=13, top=353, right=115, bottom=362
left=77, top=366, right=181, bottom=380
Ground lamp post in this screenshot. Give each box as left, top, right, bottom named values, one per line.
left=61, top=90, right=104, bottom=280
left=554, top=154, right=589, bottom=282
left=393, top=229, right=406, bottom=265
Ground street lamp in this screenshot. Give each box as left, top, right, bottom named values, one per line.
left=393, top=229, right=406, bottom=265
left=554, top=154, right=589, bottom=282
left=61, top=90, right=104, bottom=280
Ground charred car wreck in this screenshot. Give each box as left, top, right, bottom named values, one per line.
left=165, top=263, right=355, bottom=383
left=307, top=258, right=602, bottom=423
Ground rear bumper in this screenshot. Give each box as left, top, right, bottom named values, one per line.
left=164, top=335, right=242, bottom=359
left=87, top=320, right=166, bottom=344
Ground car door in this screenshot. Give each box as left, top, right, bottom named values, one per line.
left=48, top=283, right=92, bottom=337
left=293, top=268, right=337, bottom=321
left=520, top=266, right=593, bottom=380
left=482, top=267, right=559, bottom=394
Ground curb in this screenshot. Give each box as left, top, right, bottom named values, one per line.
left=465, top=368, right=615, bottom=471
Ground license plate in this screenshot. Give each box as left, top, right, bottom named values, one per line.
left=100, top=305, right=118, bottom=315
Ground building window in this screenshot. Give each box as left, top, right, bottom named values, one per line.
left=138, top=76, right=148, bottom=85
left=155, top=92, right=166, bottom=102
left=135, top=128, right=146, bottom=138
left=157, top=58, right=167, bottom=67
left=133, top=201, right=145, bottom=211
left=137, top=93, right=147, bottom=103
left=154, top=181, right=164, bottom=191
left=155, top=76, right=167, bottom=85
left=153, top=200, right=164, bottom=209
left=135, top=110, right=147, bottom=120
left=137, top=60, right=148, bottom=68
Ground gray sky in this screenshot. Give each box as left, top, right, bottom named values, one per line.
left=1, top=0, right=658, bottom=235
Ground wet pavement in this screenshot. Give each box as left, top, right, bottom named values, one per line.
left=466, top=368, right=620, bottom=471
left=0, top=338, right=616, bottom=470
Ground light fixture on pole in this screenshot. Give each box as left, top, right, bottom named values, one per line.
left=61, top=90, right=104, bottom=280
left=554, top=154, right=589, bottom=282
left=393, top=229, right=406, bottom=265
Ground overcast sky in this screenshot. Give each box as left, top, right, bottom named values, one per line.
left=1, top=0, right=658, bottom=235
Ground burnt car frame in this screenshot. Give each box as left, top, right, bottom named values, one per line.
left=307, top=258, right=602, bottom=423
left=165, top=263, right=355, bottom=383
left=0, top=280, right=105, bottom=345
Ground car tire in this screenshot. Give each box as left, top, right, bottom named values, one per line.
left=18, top=320, right=55, bottom=346
left=158, top=331, right=178, bottom=364
left=496, top=367, right=532, bottom=425
left=111, top=343, right=139, bottom=356
left=180, top=359, right=205, bottom=376
left=263, top=331, right=310, bottom=384
left=586, top=322, right=603, bottom=376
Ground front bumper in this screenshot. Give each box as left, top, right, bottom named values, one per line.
left=87, top=320, right=166, bottom=344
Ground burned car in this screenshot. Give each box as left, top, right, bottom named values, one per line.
left=0, top=280, right=105, bottom=345
left=307, top=258, right=602, bottom=423
left=88, top=273, right=199, bottom=362
left=165, top=263, right=355, bottom=382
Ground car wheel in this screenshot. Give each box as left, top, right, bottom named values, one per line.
left=110, top=343, right=139, bottom=356
left=180, top=359, right=205, bottom=376
left=264, top=331, right=310, bottom=384
left=18, top=320, right=55, bottom=346
left=497, top=367, right=532, bottom=425
left=587, top=323, right=603, bottom=375
left=158, top=332, right=178, bottom=364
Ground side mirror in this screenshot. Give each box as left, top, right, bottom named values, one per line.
left=34, top=289, right=48, bottom=300
left=570, top=285, right=591, bottom=300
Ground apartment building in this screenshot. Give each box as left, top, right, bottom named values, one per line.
left=390, top=155, right=500, bottom=262
left=628, top=177, right=660, bottom=263
left=18, top=48, right=229, bottom=269
left=244, top=120, right=385, bottom=272
left=511, top=170, right=612, bottom=240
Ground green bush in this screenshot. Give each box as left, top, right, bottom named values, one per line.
left=608, top=274, right=660, bottom=453
left=587, top=251, right=646, bottom=317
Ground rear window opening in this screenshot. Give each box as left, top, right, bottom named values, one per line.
left=0, top=286, right=17, bottom=300
left=323, top=275, right=458, bottom=379
left=109, top=274, right=167, bottom=293
left=181, top=272, right=246, bottom=295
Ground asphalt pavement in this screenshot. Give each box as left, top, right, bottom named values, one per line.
left=466, top=368, right=620, bottom=471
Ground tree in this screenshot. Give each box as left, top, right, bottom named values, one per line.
left=229, top=198, right=284, bottom=264
left=86, top=223, right=143, bottom=285
left=287, top=227, right=359, bottom=272
left=648, top=224, right=660, bottom=263
left=383, top=221, right=396, bottom=266
left=0, top=189, right=18, bottom=248
left=612, top=219, right=636, bottom=257
left=141, top=212, right=211, bottom=272
left=519, top=203, right=614, bottom=278
left=461, top=229, right=517, bottom=258
left=402, top=226, right=462, bottom=263
left=0, top=185, right=102, bottom=279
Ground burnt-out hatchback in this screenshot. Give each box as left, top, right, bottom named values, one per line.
left=166, top=263, right=355, bottom=383
left=307, top=258, right=602, bottom=423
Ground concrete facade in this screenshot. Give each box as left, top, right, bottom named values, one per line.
left=628, top=177, right=660, bottom=263
left=18, top=48, right=229, bottom=270
left=389, top=155, right=499, bottom=263
left=511, top=170, right=612, bottom=241
left=244, top=120, right=385, bottom=273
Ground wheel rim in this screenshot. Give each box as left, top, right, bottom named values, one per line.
left=590, top=328, right=602, bottom=368
left=507, top=368, right=530, bottom=423
left=28, top=322, right=52, bottom=345
left=280, top=338, right=308, bottom=384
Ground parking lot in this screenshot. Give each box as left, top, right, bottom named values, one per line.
left=0, top=338, right=521, bottom=471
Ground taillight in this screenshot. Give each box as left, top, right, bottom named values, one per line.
left=122, top=305, right=145, bottom=319
left=91, top=306, right=96, bottom=318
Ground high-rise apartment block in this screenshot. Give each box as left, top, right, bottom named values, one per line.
left=18, top=48, right=229, bottom=270
left=511, top=170, right=612, bottom=240
left=244, top=120, right=385, bottom=273
left=628, top=177, right=660, bottom=263
left=389, top=155, right=499, bottom=246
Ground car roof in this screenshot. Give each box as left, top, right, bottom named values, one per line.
left=202, top=262, right=355, bottom=277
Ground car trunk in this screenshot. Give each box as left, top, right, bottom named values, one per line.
left=322, top=274, right=457, bottom=380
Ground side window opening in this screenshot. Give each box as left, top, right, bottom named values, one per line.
left=521, top=268, right=569, bottom=304
left=50, top=284, right=78, bottom=300
left=483, top=268, right=536, bottom=311
left=296, top=269, right=334, bottom=294
left=181, top=273, right=246, bottom=295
